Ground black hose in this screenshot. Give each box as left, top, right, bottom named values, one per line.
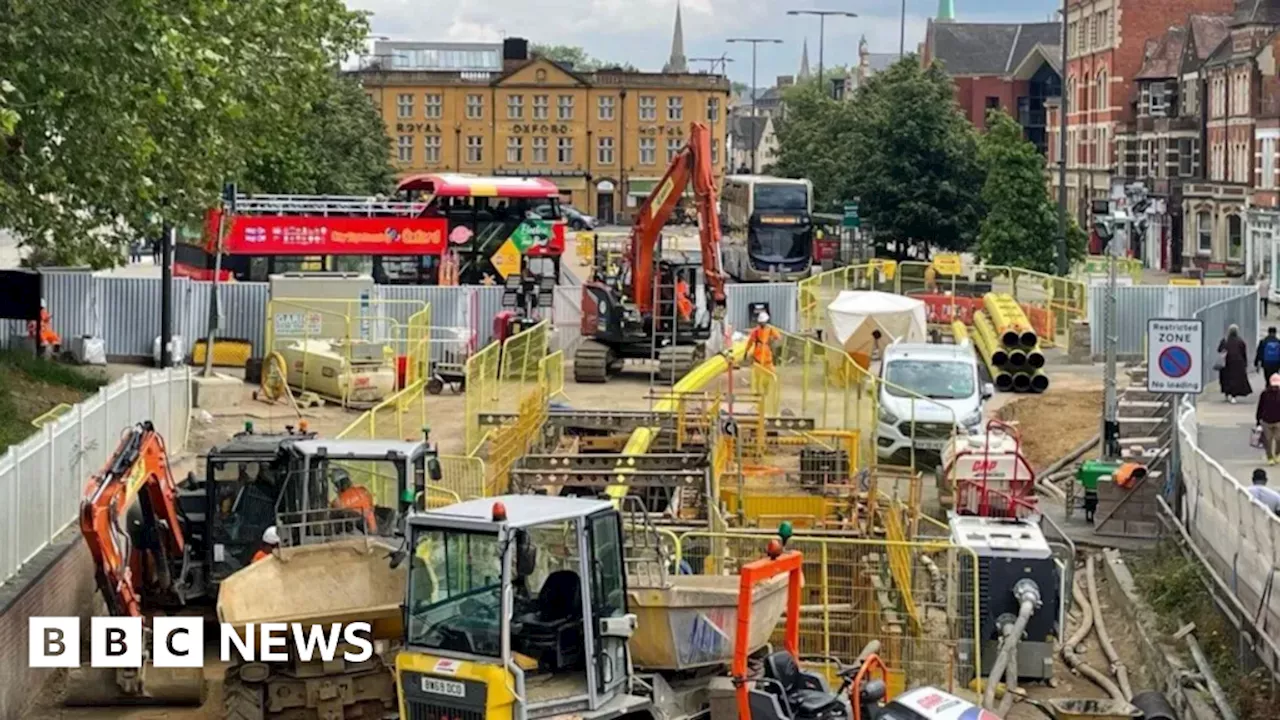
left=1130, top=690, right=1177, bottom=720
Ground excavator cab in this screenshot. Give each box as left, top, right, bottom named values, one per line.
left=188, top=424, right=314, bottom=588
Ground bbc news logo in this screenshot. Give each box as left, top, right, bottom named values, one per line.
left=29, top=618, right=373, bottom=667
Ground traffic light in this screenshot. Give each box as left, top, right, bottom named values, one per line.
left=1091, top=199, right=1114, bottom=242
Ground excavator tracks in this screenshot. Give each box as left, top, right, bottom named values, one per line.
left=573, top=340, right=614, bottom=383
left=657, top=344, right=702, bottom=384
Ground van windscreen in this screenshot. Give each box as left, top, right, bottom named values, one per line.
left=884, top=359, right=975, bottom=400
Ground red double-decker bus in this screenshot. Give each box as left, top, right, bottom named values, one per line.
left=175, top=175, right=566, bottom=285
left=396, top=173, right=566, bottom=284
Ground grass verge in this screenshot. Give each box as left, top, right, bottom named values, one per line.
left=0, top=350, right=106, bottom=453
left=1132, top=541, right=1274, bottom=718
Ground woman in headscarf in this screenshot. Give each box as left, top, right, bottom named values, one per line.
left=1218, top=324, right=1253, bottom=403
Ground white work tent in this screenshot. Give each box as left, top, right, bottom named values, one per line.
left=826, top=290, right=927, bottom=354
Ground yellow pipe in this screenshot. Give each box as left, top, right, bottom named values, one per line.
left=610, top=340, right=749, bottom=500
left=951, top=321, right=969, bottom=345
left=972, top=312, right=1008, bottom=367
left=970, top=324, right=1014, bottom=392
left=983, top=293, right=1037, bottom=348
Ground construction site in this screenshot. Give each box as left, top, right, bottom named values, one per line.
left=3, top=127, right=1255, bottom=720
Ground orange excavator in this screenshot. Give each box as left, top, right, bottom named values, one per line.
left=574, top=121, right=727, bottom=383
left=70, top=421, right=206, bottom=706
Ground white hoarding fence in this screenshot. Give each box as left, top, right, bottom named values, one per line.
left=0, top=367, right=192, bottom=587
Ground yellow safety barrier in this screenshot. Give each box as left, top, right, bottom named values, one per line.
left=484, top=386, right=548, bottom=496
left=750, top=362, right=781, bottom=416
left=1079, top=254, right=1142, bottom=283
left=539, top=350, right=566, bottom=401
left=498, top=319, right=550, bottom=404
left=771, top=330, right=957, bottom=473
left=464, top=341, right=501, bottom=456
left=673, top=531, right=981, bottom=696
left=336, top=378, right=427, bottom=442
left=30, top=403, right=73, bottom=429
left=438, top=454, right=487, bottom=501
left=797, top=261, right=897, bottom=333
left=264, top=297, right=433, bottom=406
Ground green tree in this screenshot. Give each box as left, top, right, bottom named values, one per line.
left=976, top=110, right=1084, bottom=274
left=531, top=44, right=637, bottom=72
left=770, top=82, right=856, bottom=211
left=243, top=75, right=394, bottom=196
left=0, top=0, right=368, bottom=267
left=773, top=56, right=983, bottom=256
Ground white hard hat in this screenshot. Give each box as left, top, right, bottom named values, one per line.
left=262, top=526, right=280, bottom=546
left=757, top=311, right=770, bottom=324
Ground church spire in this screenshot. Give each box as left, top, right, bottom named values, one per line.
left=663, top=2, right=688, bottom=73
left=937, top=0, right=956, bottom=22
left=799, top=38, right=811, bottom=80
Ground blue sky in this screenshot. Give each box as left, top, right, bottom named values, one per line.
left=348, top=0, right=1064, bottom=83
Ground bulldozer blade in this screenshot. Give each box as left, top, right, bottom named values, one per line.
left=64, top=665, right=205, bottom=707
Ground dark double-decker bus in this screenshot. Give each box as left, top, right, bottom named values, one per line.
left=720, top=175, right=814, bottom=281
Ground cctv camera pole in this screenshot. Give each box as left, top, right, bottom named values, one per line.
left=202, top=183, right=235, bottom=377
left=1102, top=211, right=1121, bottom=460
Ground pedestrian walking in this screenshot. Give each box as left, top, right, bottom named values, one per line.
left=1217, top=324, right=1253, bottom=403
left=1248, top=468, right=1280, bottom=516
left=1261, top=275, right=1271, bottom=318
left=1258, top=327, right=1280, bottom=380
left=151, top=238, right=161, bottom=264
left=1257, top=375, right=1280, bottom=463
left=128, top=241, right=141, bottom=263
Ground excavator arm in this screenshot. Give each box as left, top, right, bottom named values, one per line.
left=629, top=121, right=726, bottom=315
left=80, top=421, right=188, bottom=617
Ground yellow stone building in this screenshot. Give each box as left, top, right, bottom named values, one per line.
left=353, top=39, right=731, bottom=223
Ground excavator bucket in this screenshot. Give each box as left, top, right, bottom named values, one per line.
left=63, top=666, right=205, bottom=707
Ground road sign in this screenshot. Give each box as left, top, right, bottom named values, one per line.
left=932, top=253, right=962, bottom=276
left=1146, top=318, right=1203, bottom=394
left=490, top=238, right=522, bottom=279
left=842, top=202, right=860, bottom=228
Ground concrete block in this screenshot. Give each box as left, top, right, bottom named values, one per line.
left=191, top=373, right=244, bottom=410
left=1068, top=320, right=1092, bottom=364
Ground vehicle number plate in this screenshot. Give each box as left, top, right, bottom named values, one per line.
left=916, top=438, right=947, bottom=451
left=421, top=677, right=466, bottom=698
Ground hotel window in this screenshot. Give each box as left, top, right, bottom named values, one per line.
left=667, top=137, right=682, bottom=163
left=707, top=97, right=720, bottom=122
left=667, top=96, right=684, bottom=121
left=532, top=136, right=548, bottom=163
left=466, top=136, right=483, bottom=164
left=558, top=95, right=575, bottom=120
left=424, top=135, right=441, bottom=164
left=557, top=137, right=573, bottom=164
left=1096, top=70, right=1108, bottom=111
left=597, top=136, right=615, bottom=165
left=1262, top=138, right=1277, bottom=189
left=639, top=95, right=657, bottom=121
left=397, top=135, right=413, bottom=163
left=1197, top=211, right=1212, bottom=254
left=639, top=137, right=656, bottom=164
left=1229, top=215, right=1243, bottom=259
left=466, top=94, right=483, bottom=119
left=397, top=93, right=414, bottom=119
left=533, top=94, right=549, bottom=120
left=598, top=95, right=615, bottom=121
left=425, top=93, right=443, bottom=119
left=507, top=136, right=523, bottom=163
left=507, top=94, right=524, bottom=119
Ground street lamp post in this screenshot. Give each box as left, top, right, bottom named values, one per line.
left=786, top=9, right=857, bottom=91
left=1056, top=0, right=1070, bottom=276
left=727, top=37, right=783, bottom=173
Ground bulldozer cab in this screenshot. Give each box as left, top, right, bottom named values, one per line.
left=273, top=438, right=431, bottom=544
left=201, top=427, right=314, bottom=585
left=399, top=495, right=634, bottom=720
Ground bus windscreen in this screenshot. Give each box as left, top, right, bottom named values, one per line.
left=753, top=184, right=809, bottom=213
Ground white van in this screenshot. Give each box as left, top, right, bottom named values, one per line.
left=875, top=341, right=992, bottom=461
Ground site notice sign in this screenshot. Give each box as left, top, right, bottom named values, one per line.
left=1146, top=318, right=1204, bottom=394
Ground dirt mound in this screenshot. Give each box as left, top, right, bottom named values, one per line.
left=997, top=390, right=1103, bottom=470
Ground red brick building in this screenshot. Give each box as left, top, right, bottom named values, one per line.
left=1047, top=0, right=1235, bottom=226
left=922, top=21, right=1062, bottom=152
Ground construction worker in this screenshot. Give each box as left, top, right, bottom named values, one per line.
left=675, top=276, right=693, bottom=323
left=251, top=526, right=279, bottom=564
left=746, top=312, right=782, bottom=370
left=331, top=468, right=377, bottom=534
left=28, top=299, right=60, bottom=353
